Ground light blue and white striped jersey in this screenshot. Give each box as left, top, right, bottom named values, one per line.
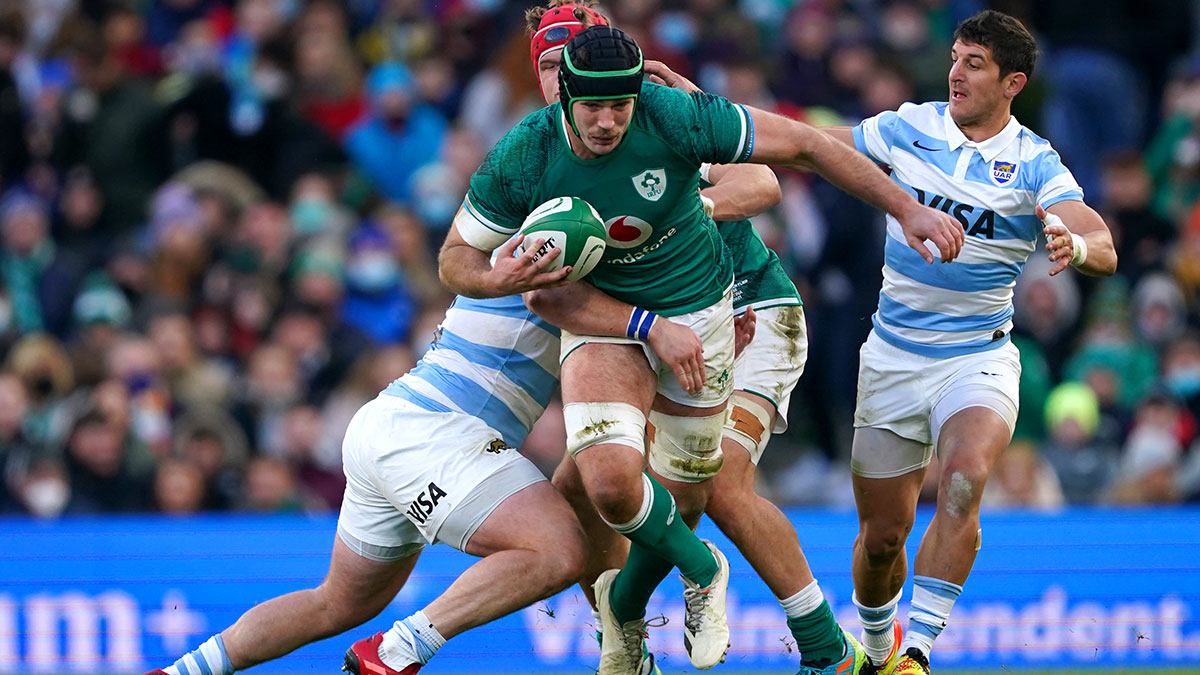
left=853, top=101, right=1084, bottom=359
left=383, top=294, right=562, bottom=448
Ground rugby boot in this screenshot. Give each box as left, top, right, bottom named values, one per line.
left=862, top=619, right=903, bottom=675
left=593, top=629, right=663, bottom=675
left=343, top=632, right=420, bottom=675
left=681, top=540, right=731, bottom=669
left=795, top=629, right=867, bottom=675
left=595, top=568, right=662, bottom=675
left=890, top=648, right=930, bottom=675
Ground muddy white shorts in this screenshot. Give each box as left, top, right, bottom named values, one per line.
left=731, top=304, right=807, bottom=437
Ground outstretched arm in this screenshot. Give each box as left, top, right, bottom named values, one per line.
left=1041, top=201, right=1117, bottom=277
left=745, top=106, right=965, bottom=263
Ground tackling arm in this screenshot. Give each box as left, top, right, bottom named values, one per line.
left=524, top=283, right=709, bottom=394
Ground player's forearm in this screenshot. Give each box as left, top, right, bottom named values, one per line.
left=702, top=164, right=781, bottom=221
left=524, top=283, right=635, bottom=338
left=799, top=129, right=920, bottom=220
left=745, top=108, right=919, bottom=220
left=437, top=242, right=503, bottom=298
left=1075, top=230, right=1118, bottom=276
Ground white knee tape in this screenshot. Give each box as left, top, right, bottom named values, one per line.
left=723, top=396, right=774, bottom=464
left=647, top=408, right=727, bottom=482
left=563, top=402, right=646, bottom=456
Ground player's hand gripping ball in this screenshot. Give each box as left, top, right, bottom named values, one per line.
left=517, top=196, right=607, bottom=282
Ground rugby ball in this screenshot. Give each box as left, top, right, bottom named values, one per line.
left=517, top=196, right=607, bottom=282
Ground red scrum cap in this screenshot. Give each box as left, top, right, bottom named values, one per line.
left=530, top=4, right=609, bottom=74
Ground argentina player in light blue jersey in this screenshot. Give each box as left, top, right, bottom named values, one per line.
left=823, top=11, right=1116, bottom=675
left=141, top=231, right=711, bottom=675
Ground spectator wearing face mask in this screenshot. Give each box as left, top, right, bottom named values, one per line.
left=12, top=458, right=80, bottom=518
left=343, top=62, right=447, bottom=205
left=340, top=223, right=416, bottom=345
left=1162, top=333, right=1200, bottom=423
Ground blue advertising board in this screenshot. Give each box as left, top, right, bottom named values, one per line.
left=0, top=507, right=1197, bottom=673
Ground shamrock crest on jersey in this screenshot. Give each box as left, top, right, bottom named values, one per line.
left=632, top=168, right=667, bottom=201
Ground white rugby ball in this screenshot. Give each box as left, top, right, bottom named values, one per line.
left=517, top=196, right=607, bottom=282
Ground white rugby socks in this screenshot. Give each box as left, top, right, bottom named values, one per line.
left=855, top=590, right=902, bottom=665
left=379, top=610, right=446, bottom=670
left=165, top=634, right=233, bottom=675
left=901, top=575, right=963, bottom=658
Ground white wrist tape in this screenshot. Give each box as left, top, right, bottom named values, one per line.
left=1069, top=232, right=1088, bottom=267
left=700, top=193, right=715, bottom=218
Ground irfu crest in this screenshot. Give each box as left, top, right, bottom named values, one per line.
left=632, top=168, right=667, bottom=201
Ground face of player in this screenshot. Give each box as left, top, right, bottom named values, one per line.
left=538, top=50, right=561, bottom=103
left=948, top=39, right=1022, bottom=134
left=570, top=97, right=634, bottom=158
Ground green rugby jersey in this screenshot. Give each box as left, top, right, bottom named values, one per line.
left=718, top=219, right=803, bottom=311
left=455, top=82, right=754, bottom=316
left=699, top=166, right=803, bottom=311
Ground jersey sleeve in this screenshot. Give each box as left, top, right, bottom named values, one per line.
left=454, top=118, right=550, bottom=251
left=853, top=108, right=904, bottom=166
left=1029, top=146, right=1086, bottom=209
left=640, top=83, right=754, bottom=166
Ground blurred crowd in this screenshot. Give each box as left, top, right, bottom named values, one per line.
left=0, top=0, right=1197, bottom=518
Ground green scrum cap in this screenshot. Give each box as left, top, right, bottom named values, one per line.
left=558, top=25, right=643, bottom=138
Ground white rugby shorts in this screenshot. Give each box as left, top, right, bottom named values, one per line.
left=731, top=303, right=807, bottom=437
left=852, top=329, right=1020, bottom=477
left=337, top=395, right=545, bottom=560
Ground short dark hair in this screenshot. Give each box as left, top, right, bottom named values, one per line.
left=953, top=10, right=1038, bottom=80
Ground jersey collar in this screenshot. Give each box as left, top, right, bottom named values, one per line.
left=941, top=106, right=1022, bottom=163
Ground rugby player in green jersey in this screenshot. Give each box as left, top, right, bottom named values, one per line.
left=438, top=23, right=963, bottom=675
left=521, top=4, right=903, bottom=675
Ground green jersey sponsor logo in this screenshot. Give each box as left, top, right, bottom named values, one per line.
left=605, top=215, right=653, bottom=248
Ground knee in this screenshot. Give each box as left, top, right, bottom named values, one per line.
left=315, top=585, right=385, bottom=632
left=586, top=471, right=643, bottom=524
left=937, top=458, right=989, bottom=519
left=859, top=520, right=911, bottom=566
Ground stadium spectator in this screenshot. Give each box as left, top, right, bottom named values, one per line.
left=0, top=8, right=31, bottom=191
left=1040, top=382, right=1120, bottom=504
left=341, top=222, right=416, bottom=345
left=172, top=406, right=248, bottom=511
left=241, top=455, right=307, bottom=512
left=64, top=407, right=153, bottom=512
left=153, top=456, right=208, bottom=514
left=344, top=62, right=446, bottom=205
left=278, top=403, right=343, bottom=510
left=1107, top=387, right=1191, bottom=504
left=54, top=18, right=169, bottom=240
left=981, top=440, right=1066, bottom=509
